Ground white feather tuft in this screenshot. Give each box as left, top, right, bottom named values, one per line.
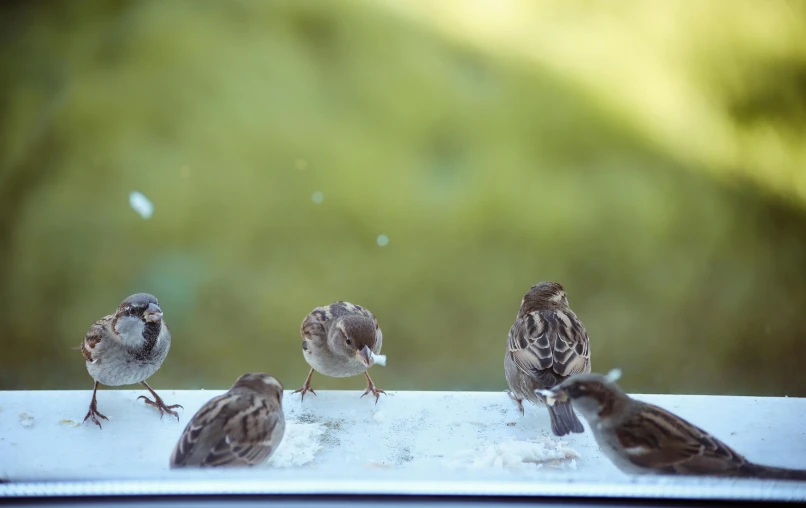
left=606, top=368, right=622, bottom=383
left=371, top=353, right=387, bottom=367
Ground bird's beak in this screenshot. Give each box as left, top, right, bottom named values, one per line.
left=144, top=303, right=163, bottom=323
left=357, top=345, right=372, bottom=367
left=538, top=388, right=568, bottom=406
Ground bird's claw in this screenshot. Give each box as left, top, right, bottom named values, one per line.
left=506, top=390, right=525, bottom=415
left=361, top=384, right=386, bottom=404
left=137, top=395, right=182, bottom=421
left=83, top=406, right=109, bottom=429
left=293, top=384, right=317, bottom=401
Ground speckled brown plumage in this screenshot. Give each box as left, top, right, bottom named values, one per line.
left=548, top=373, right=806, bottom=480
left=170, top=373, right=286, bottom=468
left=505, top=281, right=591, bottom=436
left=296, top=301, right=385, bottom=403
left=77, top=293, right=181, bottom=428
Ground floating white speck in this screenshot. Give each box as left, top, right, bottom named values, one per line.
left=373, top=412, right=386, bottom=423
left=18, top=413, right=34, bottom=429
left=606, top=368, right=622, bottom=382
left=371, top=353, right=387, bottom=367
left=312, top=191, right=324, bottom=204
left=265, top=422, right=324, bottom=468
left=376, top=234, right=389, bottom=247
left=129, top=191, right=154, bottom=219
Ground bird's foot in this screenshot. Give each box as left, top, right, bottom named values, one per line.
left=137, top=394, right=182, bottom=420
left=293, top=382, right=317, bottom=401
left=83, top=405, right=108, bottom=429
left=506, top=390, right=525, bottom=415
left=360, top=378, right=386, bottom=404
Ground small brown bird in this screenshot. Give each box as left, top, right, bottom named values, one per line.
left=170, top=372, right=286, bottom=468
left=545, top=372, right=806, bottom=480
left=78, top=293, right=181, bottom=428
left=295, top=301, right=386, bottom=403
left=505, top=281, right=591, bottom=436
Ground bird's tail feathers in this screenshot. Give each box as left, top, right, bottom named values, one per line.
left=548, top=399, right=585, bottom=436
left=748, top=463, right=806, bottom=481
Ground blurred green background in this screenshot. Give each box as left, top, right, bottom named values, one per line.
left=2, top=0, right=806, bottom=396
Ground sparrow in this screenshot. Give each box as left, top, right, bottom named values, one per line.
left=295, top=301, right=386, bottom=403
left=77, top=293, right=181, bottom=428
left=170, top=372, right=286, bottom=468
left=504, top=281, right=591, bottom=436
left=544, top=372, right=806, bottom=481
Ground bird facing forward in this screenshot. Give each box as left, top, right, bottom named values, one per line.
left=78, top=293, right=181, bottom=428
left=544, top=372, right=806, bottom=481
left=505, top=281, right=591, bottom=436
left=170, top=372, right=286, bottom=468
left=295, top=301, right=386, bottom=403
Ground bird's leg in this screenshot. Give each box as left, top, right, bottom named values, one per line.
left=138, top=381, right=182, bottom=420
left=83, top=381, right=109, bottom=429
left=293, top=368, right=317, bottom=401
left=360, top=371, right=386, bottom=404
left=507, top=390, right=525, bottom=415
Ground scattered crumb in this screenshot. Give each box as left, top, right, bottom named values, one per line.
left=18, top=413, right=34, bottom=429
left=296, top=413, right=320, bottom=424
left=366, top=461, right=393, bottom=469
left=396, top=446, right=414, bottom=464
left=266, top=423, right=325, bottom=468
left=506, top=422, right=517, bottom=426
left=373, top=412, right=386, bottom=423
left=323, top=419, right=343, bottom=430
left=445, top=437, right=581, bottom=472
left=59, top=419, right=80, bottom=427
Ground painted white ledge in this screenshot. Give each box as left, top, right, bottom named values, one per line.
left=1, top=390, right=805, bottom=500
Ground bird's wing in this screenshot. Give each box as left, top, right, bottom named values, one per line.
left=615, top=403, right=746, bottom=475
left=301, top=307, right=329, bottom=347
left=507, top=309, right=590, bottom=388
left=79, top=315, right=116, bottom=363
left=171, top=392, right=283, bottom=468
left=215, top=406, right=283, bottom=466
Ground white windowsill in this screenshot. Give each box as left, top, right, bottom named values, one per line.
left=1, top=390, right=805, bottom=500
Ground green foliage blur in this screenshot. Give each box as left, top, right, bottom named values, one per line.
left=2, top=0, right=806, bottom=396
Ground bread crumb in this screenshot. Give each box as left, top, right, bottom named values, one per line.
left=18, top=413, right=34, bottom=429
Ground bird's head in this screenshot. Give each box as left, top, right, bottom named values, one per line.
left=329, top=314, right=380, bottom=368
left=542, top=370, right=625, bottom=418
left=520, top=281, right=568, bottom=314
left=231, top=373, right=284, bottom=405
left=113, top=293, right=164, bottom=341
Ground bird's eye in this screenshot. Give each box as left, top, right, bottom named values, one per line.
left=345, top=338, right=352, bottom=345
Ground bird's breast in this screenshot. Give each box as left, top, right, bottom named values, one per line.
left=303, top=346, right=367, bottom=378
